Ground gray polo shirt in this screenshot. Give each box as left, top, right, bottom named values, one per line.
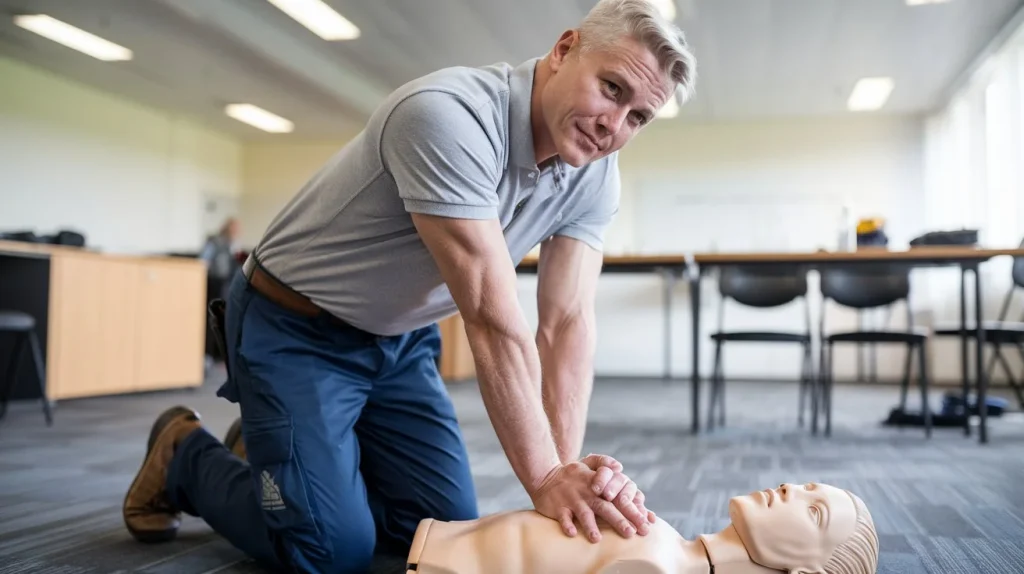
left=253, top=57, right=620, bottom=336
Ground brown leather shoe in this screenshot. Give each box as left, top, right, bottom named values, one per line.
left=224, top=417, right=246, bottom=460
left=123, top=405, right=202, bottom=543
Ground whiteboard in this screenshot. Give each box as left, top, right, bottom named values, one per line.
left=635, top=185, right=847, bottom=254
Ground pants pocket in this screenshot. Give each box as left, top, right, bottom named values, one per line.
left=242, top=416, right=323, bottom=545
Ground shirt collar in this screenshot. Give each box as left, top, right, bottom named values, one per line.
left=508, top=57, right=543, bottom=171
left=508, top=57, right=570, bottom=190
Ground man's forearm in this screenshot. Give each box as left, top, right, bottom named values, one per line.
left=537, top=312, right=596, bottom=464
left=463, top=317, right=563, bottom=495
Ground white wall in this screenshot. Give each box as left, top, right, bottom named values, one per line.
left=238, top=140, right=356, bottom=249
left=0, top=56, right=243, bottom=255
left=517, top=115, right=929, bottom=381
left=921, top=19, right=1024, bottom=387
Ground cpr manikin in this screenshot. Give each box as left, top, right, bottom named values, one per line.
left=405, top=482, right=878, bottom=574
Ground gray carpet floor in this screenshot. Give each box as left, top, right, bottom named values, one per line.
left=2, top=369, right=1024, bottom=573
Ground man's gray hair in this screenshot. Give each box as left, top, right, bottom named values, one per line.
left=579, top=0, right=697, bottom=105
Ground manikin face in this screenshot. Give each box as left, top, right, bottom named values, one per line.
left=729, top=483, right=858, bottom=574
left=540, top=31, right=674, bottom=167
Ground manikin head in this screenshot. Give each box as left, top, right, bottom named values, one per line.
left=729, top=483, right=879, bottom=574
left=533, top=0, right=697, bottom=167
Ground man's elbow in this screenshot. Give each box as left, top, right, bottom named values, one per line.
left=460, top=301, right=526, bottom=345
left=537, top=310, right=596, bottom=351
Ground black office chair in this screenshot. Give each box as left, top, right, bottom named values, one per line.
left=0, top=310, right=52, bottom=425
left=933, top=243, right=1024, bottom=409
left=706, top=265, right=814, bottom=430
left=815, top=264, right=931, bottom=438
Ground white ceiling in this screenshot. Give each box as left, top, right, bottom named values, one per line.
left=0, top=0, right=1021, bottom=140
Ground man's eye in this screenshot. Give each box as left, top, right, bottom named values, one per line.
left=603, top=81, right=620, bottom=97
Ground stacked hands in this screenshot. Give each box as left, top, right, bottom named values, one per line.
left=529, top=454, right=654, bottom=543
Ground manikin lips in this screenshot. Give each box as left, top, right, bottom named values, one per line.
left=763, top=488, right=775, bottom=506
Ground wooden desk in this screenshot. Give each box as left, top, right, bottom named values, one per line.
left=518, top=246, right=1024, bottom=444
left=0, top=240, right=207, bottom=403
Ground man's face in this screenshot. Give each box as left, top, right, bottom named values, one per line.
left=541, top=31, right=674, bottom=167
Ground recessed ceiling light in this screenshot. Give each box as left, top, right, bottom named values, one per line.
left=225, top=104, right=294, bottom=133
left=657, top=97, right=679, bottom=119
left=648, top=0, right=677, bottom=20
left=847, top=77, right=894, bottom=111
left=906, top=0, right=952, bottom=5
left=13, top=14, right=132, bottom=61
left=266, top=0, right=360, bottom=40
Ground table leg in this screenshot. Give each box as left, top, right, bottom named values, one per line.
left=960, top=265, right=970, bottom=436
left=663, top=268, right=674, bottom=382
left=974, top=265, right=988, bottom=443
left=690, top=267, right=701, bottom=434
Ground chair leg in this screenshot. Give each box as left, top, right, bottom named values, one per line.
left=708, top=340, right=723, bottom=430
left=825, top=342, right=835, bottom=437
left=917, top=342, right=932, bottom=438
left=27, top=330, right=52, bottom=426
left=994, top=346, right=1024, bottom=410
left=1015, top=342, right=1024, bottom=410
left=812, top=342, right=824, bottom=435
left=716, top=344, right=726, bottom=427
left=798, top=342, right=812, bottom=427
left=899, top=342, right=913, bottom=413
left=1, top=334, right=27, bottom=421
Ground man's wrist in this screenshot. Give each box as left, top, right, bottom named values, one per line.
left=525, top=459, right=564, bottom=499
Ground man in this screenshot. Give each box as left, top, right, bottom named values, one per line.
left=198, top=217, right=241, bottom=364
left=122, top=0, right=696, bottom=571
left=198, top=217, right=240, bottom=297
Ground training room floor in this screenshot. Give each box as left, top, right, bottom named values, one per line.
left=2, top=369, right=1024, bottom=573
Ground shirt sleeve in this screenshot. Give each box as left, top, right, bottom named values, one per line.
left=379, top=90, right=502, bottom=220
left=552, top=158, right=621, bottom=252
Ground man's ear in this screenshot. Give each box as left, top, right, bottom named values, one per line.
left=549, top=29, right=579, bottom=71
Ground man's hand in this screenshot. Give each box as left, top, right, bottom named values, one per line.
left=580, top=454, right=656, bottom=531
left=529, top=460, right=646, bottom=543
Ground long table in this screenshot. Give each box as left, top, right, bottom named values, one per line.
left=518, top=246, right=1024, bottom=444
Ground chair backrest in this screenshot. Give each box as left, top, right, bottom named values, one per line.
left=718, top=265, right=808, bottom=308
left=53, top=230, right=85, bottom=247
left=820, top=264, right=911, bottom=309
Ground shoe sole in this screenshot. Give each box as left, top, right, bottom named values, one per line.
left=124, top=406, right=200, bottom=543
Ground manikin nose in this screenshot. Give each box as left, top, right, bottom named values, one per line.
left=778, top=483, right=793, bottom=499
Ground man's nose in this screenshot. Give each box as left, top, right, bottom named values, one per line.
left=598, top=108, right=629, bottom=137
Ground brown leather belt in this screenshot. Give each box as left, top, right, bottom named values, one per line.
left=242, top=255, right=323, bottom=318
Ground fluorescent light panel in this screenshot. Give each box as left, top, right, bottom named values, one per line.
left=906, top=0, right=952, bottom=5
left=266, top=0, right=360, bottom=40
left=847, top=77, right=894, bottom=111
left=225, top=104, right=294, bottom=133
left=13, top=14, right=132, bottom=61
left=649, top=0, right=677, bottom=20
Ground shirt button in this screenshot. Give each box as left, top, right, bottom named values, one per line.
left=528, top=172, right=536, bottom=179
